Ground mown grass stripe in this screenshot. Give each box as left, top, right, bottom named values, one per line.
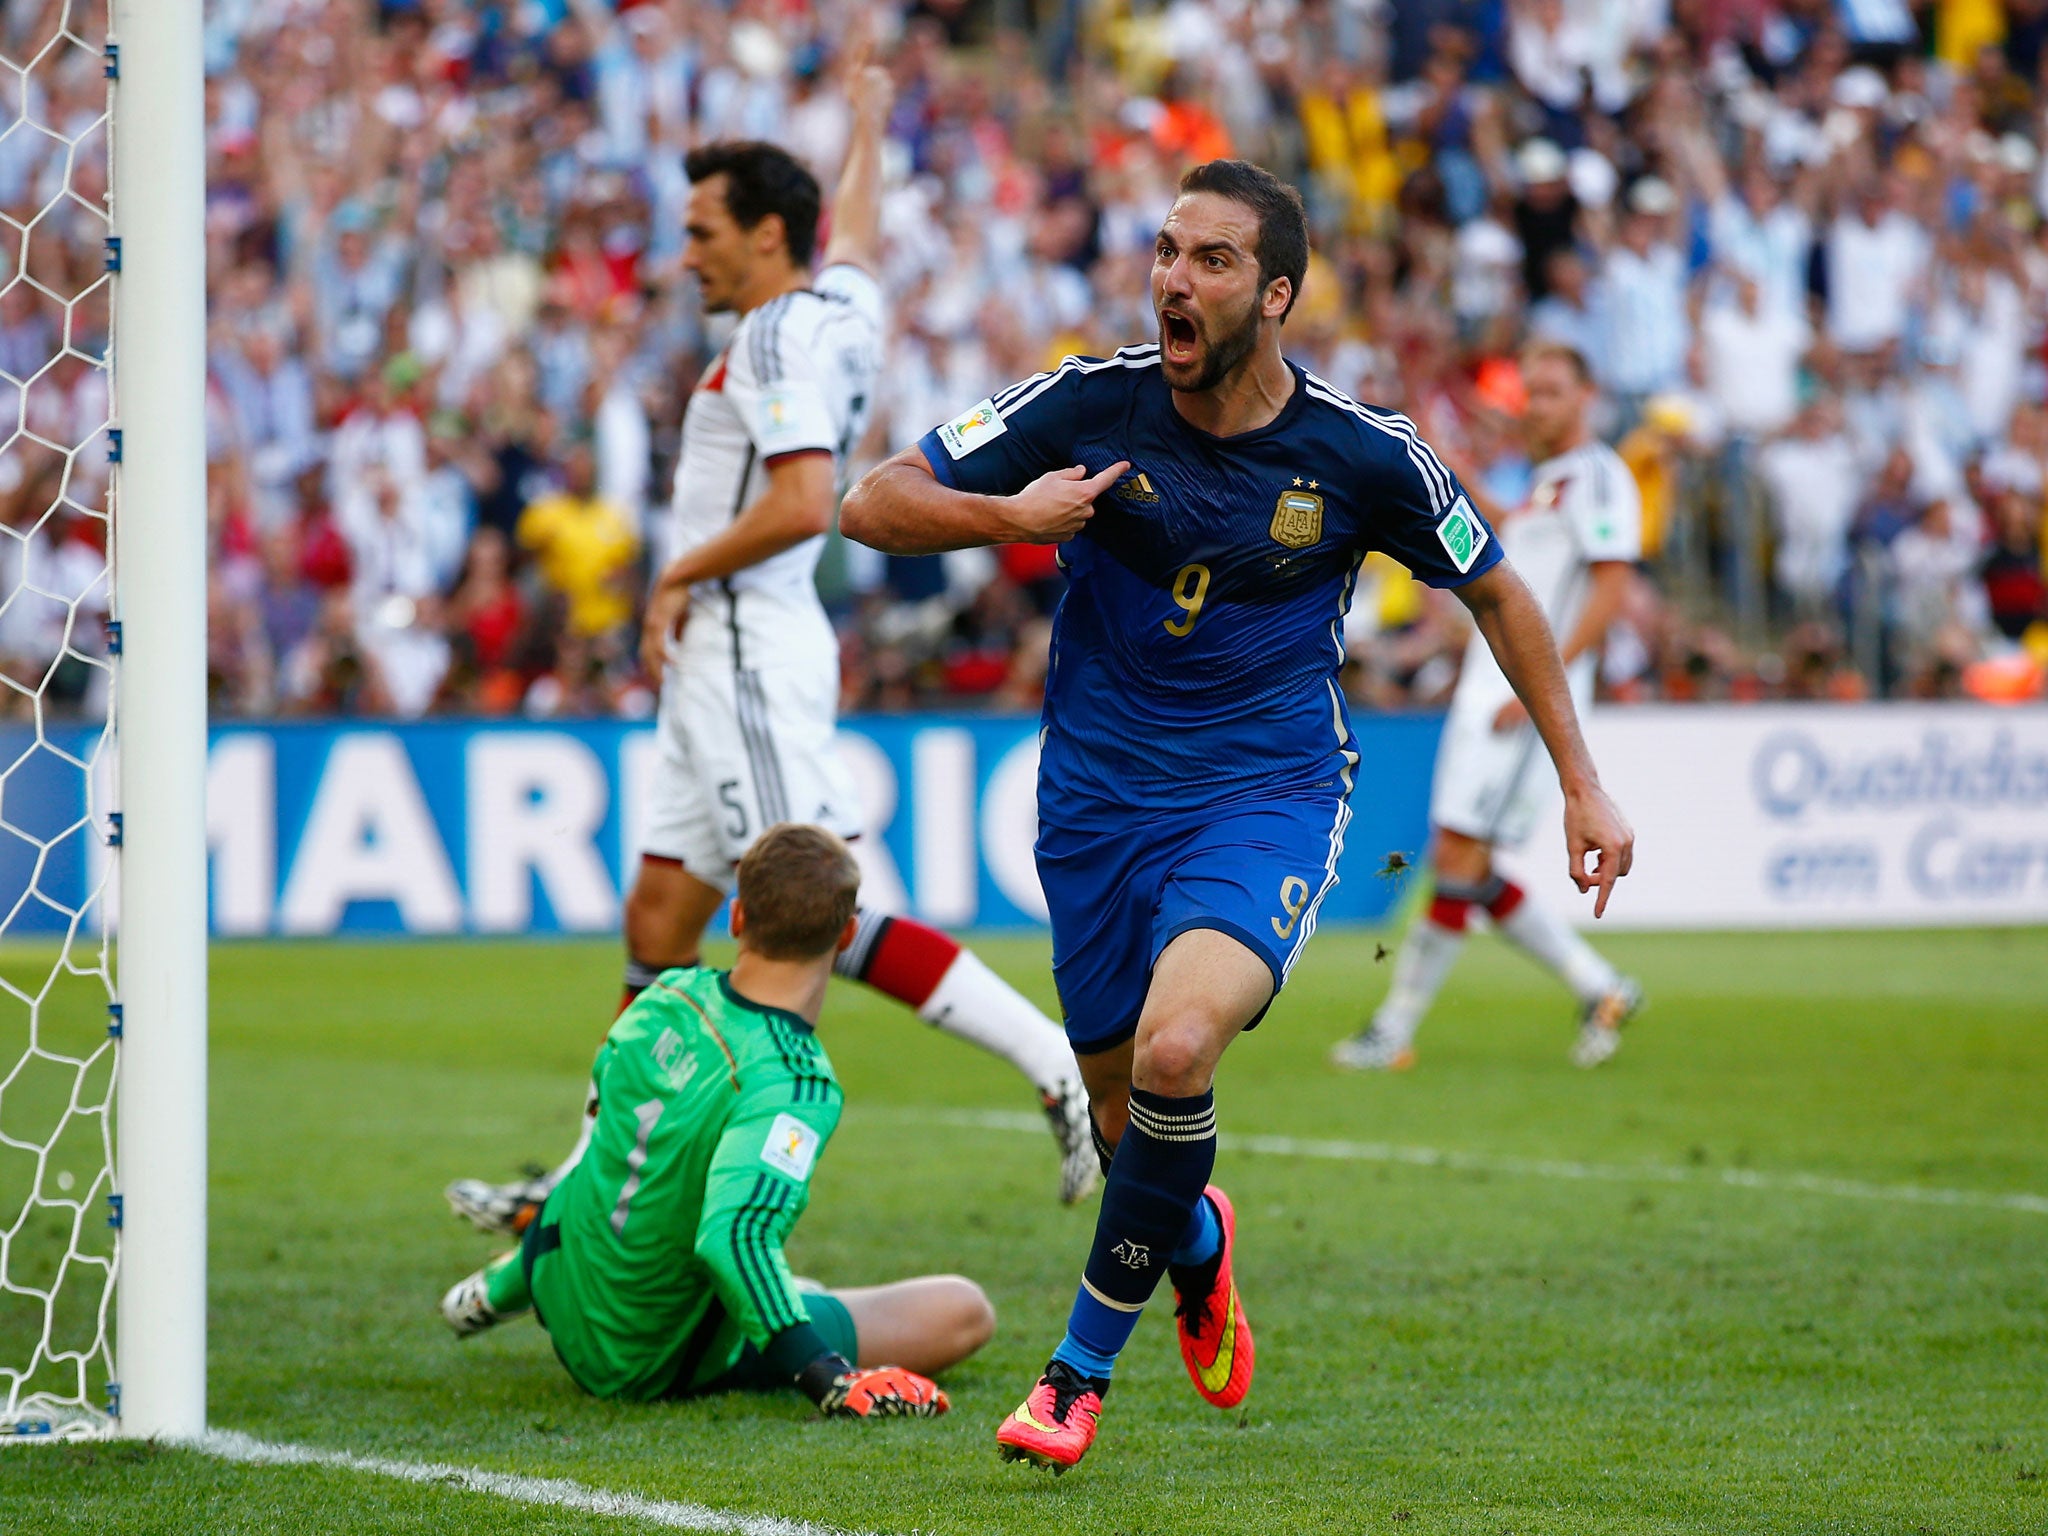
left=186, top=1428, right=879, bottom=1535
left=886, top=1107, right=2048, bottom=1217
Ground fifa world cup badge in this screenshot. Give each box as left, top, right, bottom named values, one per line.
left=937, top=398, right=1006, bottom=459
left=1269, top=488, right=1323, bottom=549
left=761, top=1113, right=821, bottom=1181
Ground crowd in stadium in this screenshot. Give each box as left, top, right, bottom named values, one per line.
left=5, top=0, right=2048, bottom=717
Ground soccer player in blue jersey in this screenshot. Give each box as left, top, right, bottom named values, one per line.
left=840, top=159, right=1634, bottom=1472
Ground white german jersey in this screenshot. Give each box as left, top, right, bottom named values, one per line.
left=1450, top=440, right=1641, bottom=716
left=668, top=263, right=883, bottom=623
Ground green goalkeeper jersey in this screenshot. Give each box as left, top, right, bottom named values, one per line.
left=524, top=965, right=843, bottom=1401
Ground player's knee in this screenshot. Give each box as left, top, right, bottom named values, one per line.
left=1431, top=828, right=1491, bottom=884
left=929, top=1275, right=996, bottom=1362
left=1131, top=1022, right=1215, bottom=1097
left=622, top=881, right=663, bottom=943
left=956, top=1279, right=998, bottom=1357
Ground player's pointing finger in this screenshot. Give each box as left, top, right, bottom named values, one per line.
left=1593, top=851, right=1618, bottom=919
left=1082, top=460, right=1132, bottom=496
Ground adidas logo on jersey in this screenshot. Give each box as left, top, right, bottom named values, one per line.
left=1115, top=472, right=1161, bottom=504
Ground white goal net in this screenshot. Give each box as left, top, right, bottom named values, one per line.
left=0, top=0, right=117, bottom=1442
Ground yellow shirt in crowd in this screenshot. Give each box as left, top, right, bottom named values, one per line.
left=515, top=493, right=640, bottom=637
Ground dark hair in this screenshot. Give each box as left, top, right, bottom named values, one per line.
left=684, top=141, right=821, bottom=266
left=1521, top=339, right=1593, bottom=385
left=1176, top=160, right=1310, bottom=320
left=735, top=824, right=860, bottom=959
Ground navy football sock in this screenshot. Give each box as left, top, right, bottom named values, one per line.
left=1090, top=1117, right=1115, bottom=1177
left=1171, top=1193, right=1221, bottom=1268
left=1050, top=1086, right=1216, bottom=1379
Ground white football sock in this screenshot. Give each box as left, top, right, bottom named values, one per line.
left=919, top=948, right=1080, bottom=1099
left=1371, top=917, right=1465, bottom=1051
left=1496, top=898, right=1619, bottom=1003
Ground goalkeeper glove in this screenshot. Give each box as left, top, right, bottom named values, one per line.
left=799, top=1355, right=950, bottom=1418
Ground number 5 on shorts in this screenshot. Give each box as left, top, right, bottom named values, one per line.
left=717, top=779, right=749, bottom=840
left=1271, top=875, right=1311, bottom=940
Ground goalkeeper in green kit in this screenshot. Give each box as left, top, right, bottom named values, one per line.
left=439, top=824, right=992, bottom=1417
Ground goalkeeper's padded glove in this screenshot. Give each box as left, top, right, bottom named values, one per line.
left=804, top=1358, right=950, bottom=1418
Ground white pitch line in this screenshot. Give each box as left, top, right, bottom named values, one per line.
left=188, top=1429, right=880, bottom=1536
left=894, top=1107, right=2048, bottom=1218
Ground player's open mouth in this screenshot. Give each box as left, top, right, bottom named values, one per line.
left=1161, top=311, right=1199, bottom=362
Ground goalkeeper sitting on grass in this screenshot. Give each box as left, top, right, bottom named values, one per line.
left=439, top=822, right=991, bottom=1418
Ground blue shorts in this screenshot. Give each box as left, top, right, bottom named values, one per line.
left=1036, top=793, right=1353, bottom=1056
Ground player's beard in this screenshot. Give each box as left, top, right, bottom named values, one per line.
left=1158, top=291, right=1262, bottom=395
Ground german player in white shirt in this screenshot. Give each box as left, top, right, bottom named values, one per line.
left=447, top=66, right=1097, bottom=1229
left=1334, top=343, right=1644, bottom=1072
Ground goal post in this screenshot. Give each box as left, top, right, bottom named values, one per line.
left=108, top=0, right=208, bottom=1440
left=0, top=0, right=210, bottom=1448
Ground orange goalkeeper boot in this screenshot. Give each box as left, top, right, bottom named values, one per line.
left=1171, top=1185, right=1254, bottom=1408
left=995, top=1360, right=1108, bottom=1474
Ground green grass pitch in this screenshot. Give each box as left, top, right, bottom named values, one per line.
left=3, top=925, right=2046, bottom=1535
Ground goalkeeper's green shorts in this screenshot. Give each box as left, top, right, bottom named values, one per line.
left=688, top=1293, right=857, bottom=1397
left=523, top=1218, right=859, bottom=1401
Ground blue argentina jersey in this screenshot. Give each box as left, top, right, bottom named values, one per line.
left=917, top=345, right=1501, bottom=821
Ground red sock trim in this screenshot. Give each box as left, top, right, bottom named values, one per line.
left=1486, top=880, right=1526, bottom=923
left=1428, top=893, right=1473, bottom=932
left=858, top=915, right=960, bottom=1009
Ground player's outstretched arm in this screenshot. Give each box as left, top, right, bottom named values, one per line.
left=820, top=59, right=892, bottom=277
left=841, top=446, right=1128, bottom=554
left=1455, top=562, right=1635, bottom=916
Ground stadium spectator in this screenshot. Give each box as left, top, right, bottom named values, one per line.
left=515, top=440, right=640, bottom=641
left=1758, top=396, right=1862, bottom=616
left=1594, top=178, right=1690, bottom=422
left=339, top=466, right=454, bottom=717
left=1980, top=479, right=2048, bottom=640
left=1527, top=248, right=1601, bottom=364
left=1889, top=496, right=1993, bottom=685
left=1700, top=275, right=1810, bottom=442
left=1704, top=164, right=1815, bottom=322
left=311, top=202, right=409, bottom=382
left=1824, top=178, right=1932, bottom=358
left=444, top=526, right=529, bottom=710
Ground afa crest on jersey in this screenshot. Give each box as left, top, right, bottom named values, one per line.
left=1269, top=487, right=1323, bottom=549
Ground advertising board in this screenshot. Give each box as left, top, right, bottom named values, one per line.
left=10, top=705, right=2041, bottom=938
left=1514, top=704, right=2048, bottom=929
left=0, top=713, right=1443, bottom=937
